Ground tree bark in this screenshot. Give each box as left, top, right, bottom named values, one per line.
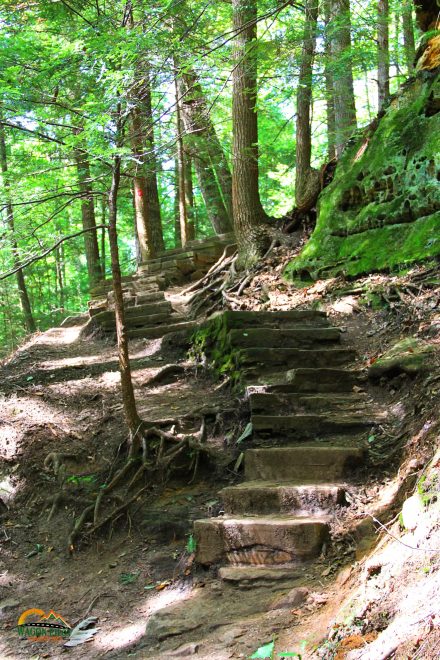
left=328, top=0, right=357, bottom=156
left=175, top=77, right=195, bottom=246
left=402, top=2, right=416, bottom=73
left=176, top=70, right=233, bottom=235
left=295, top=0, right=321, bottom=212
left=323, top=0, right=336, bottom=160
left=142, top=71, right=165, bottom=254
left=74, top=144, right=103, bottom=287
left=0, top=119, right=36, bottom=333
left=130, top=106, right=155, bottom=262
left=232, top=0, right=271, bottom=265
left=377, top=0, right=390, bottom=112
left=174, top=156, right=182, bottom=248
left=108, top=152, right=142, bottom=452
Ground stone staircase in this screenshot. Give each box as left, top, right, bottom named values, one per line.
left=87, top=233, right=235, bottom=340
left=194, top=310, right=384, bottom=581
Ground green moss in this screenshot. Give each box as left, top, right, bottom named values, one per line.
left=189, top=313, right=245, bottom=388
left=285, top=71, right=440, bottom=280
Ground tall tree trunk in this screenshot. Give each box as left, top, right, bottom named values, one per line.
left=55, top=245, right=65, bottom=309
left=377, top=0, right=390, bottom=112
left=232, top=0, right=270, bottom=265
left=130, top=106, right=155, bottom=262
left=108, top=152, right=142, bottom=452
left=329, top=0, right=357, bottom=156
left=175, top=77, right=195, bottom=246
left=74, top=145, right=103, bottom=287
left=0, top=119, right=36, bottom=333
left=184, top=154, right=195, bottom=236
left=143, top=70, right=165, bottom=253
left=295, top=0, right=321, bottom=212
left=176, top=71, right=233, bottom=235
left=323, top=0, right=336, bottom=160
left=402, top=1, right=416, bottom=73
left=174, top=156, right=182, bottom=248
left=101, top=197, right=106, bottom=277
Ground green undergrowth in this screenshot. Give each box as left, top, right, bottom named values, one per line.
left=189, top=312, right=244, bottom=388
left=285, top=70, right=440, bottom=281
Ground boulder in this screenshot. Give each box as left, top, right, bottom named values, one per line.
left=368, top=337, right=435, bottom=378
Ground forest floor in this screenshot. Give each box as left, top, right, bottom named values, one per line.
left=0, top=248, right=439, bottom=659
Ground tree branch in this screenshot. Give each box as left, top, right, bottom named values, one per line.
left=0, top=225, right=107, bottom=280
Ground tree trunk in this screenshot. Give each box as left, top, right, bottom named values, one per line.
left=232, top=0, right=271, bottom=265
left=377, top=0, right=390, bottom=112
left=130, top=107, right=155, bottom=262
left=143, top=70, right=165, bottom=253
left=295, top=0, right=321, bottom=212
left=402, top=2, right=416, bottom=73
left=175, top=77, right=195, bottom=246
left=176, top=71, right=233, bottom=235
left=0, top=119, right=36, bottom=333
left=108, top=153, right=142, bottom=452
left=328, top=0, right=357, bottom=156
left=174, top=156, right=182, bottom=248
left=55, top=245, right=65, bottom=309
left=323, top=0, right=336, bottom=160
left=74, top=146, right=103, bottom=287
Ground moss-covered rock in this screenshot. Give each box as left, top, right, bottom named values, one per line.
left=368, top=337, right=435, bottom=378
left=285, top=69, right=440, bottom=280
left=189, top=312, right=245, bottom=387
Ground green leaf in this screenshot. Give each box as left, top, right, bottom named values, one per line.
left=237, top=422, right=253, bottom=444
left=119, top=572, right=139, bottom=585
left=250, top=640, right=275, bottom=659
left=186, top=534, right=197, bottom=554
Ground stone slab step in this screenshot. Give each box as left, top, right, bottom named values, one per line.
left=249, top=392, right=369, bottom=415
left=220, top=310, right=329, bottom=329
left=218, top=565, right=303, bottom=585
left=92, top=301, right=172, bottom=325
left=131, top=291, right=166, bottom=306
left=251, top=414, right=372, bottom=440
left=127, top=320, right=197, bottom=339
left=194, top=515, right=329, bottom=566
left=229, top=327, right=341, bottom=348
left=247, top=368, right=362, bottom=392
left=242, top=348, right=356, bottom=370
left=245, top=446, right=365, bottom=482
left=221, top=481, right=346, bottom=515
left=99, top=312, right=171, bottom=333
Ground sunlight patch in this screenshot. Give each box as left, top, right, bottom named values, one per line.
left=94, top=621, right=145, bottom=652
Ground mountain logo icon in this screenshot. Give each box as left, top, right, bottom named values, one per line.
left=17, top=608, right=71, bottom=641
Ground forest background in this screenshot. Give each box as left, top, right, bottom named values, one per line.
left=0, top=0, right=419, bottom=355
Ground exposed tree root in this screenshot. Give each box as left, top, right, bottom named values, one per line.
left=65, top=417, right=211, bottom=552
left=141, top=364, right=188, bottom=388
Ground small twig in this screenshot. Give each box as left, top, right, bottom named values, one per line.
left=366, top=513, right=439, bottom=553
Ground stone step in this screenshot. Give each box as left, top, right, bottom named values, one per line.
left=127, top=320, right=197, bottom=339
left=247, top=368, right=362, bottom=392
left=248, top=392, right=369, bottom=415
left=229, top=327, right=341, bottom=348
left=91, top=301, right=172, bottom=325
left=242, top=348, right=357, bottom=370
left=251, top=413, right=373, bottom=439
left=245, top=446, right=365, bottom=482
left=218, top=565, right=303, bottom=585
left=133, top=276, right=166, bottom=290
left=99, top=312, right=171, bottom=333
left=220, top=310, right=329, bottom=329
left=194, top=515, right=329, bottom=566
left=130, top=291, right=166, bottom=306
left=221, top=481, right=346, bottom=515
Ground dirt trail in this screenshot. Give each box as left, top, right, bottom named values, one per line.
left=0, top=259, right=439, bottom=659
